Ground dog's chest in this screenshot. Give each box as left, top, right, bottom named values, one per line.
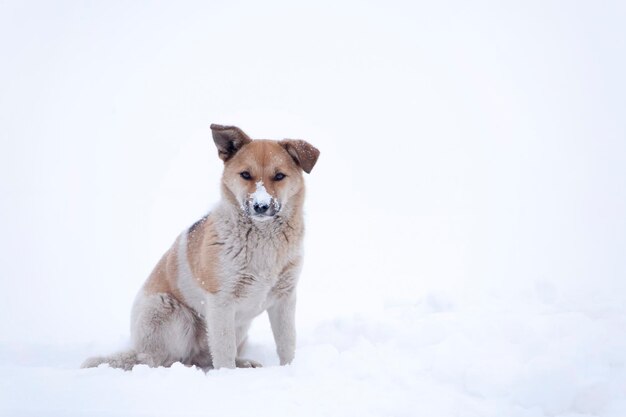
left=221, top=223, right=299, bottom=302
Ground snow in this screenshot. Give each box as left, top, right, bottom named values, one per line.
left=2, top=0, right=626, bottom=416
left=2, top=295, right=626, bottom=416
left=251, top=181, right=273, bottom=207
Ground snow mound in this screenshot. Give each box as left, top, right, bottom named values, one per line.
left=1, top=294, right=625, bottom=417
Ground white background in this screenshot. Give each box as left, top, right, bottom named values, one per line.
left=1, top=1, right=625, bottom=416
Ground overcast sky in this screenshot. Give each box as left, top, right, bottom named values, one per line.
left=1, top=0, right=625, bottom=344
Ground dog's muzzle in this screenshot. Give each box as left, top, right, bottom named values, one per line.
left=246, top=198, right=280, bottom=220
left=246, top=181, right=280, bottom=220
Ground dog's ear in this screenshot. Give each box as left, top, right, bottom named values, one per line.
left=280, top=139, right=320, bottom=174
left=210, top=124, right=252, bottom=161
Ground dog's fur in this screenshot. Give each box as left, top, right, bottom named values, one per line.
left=82, top=124, right=319, bottom=370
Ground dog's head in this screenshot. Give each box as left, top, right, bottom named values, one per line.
left=211, top=124, right=320, bottom=222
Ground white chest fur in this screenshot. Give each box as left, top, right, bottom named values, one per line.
left=176, top=209, right=303, bottom=323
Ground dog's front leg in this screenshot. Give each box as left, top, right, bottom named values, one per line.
left=268, top=292, right=296, bottom=365
left=205, top=300, right=236, bottom=369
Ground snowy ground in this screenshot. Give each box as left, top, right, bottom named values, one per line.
left=2, top=1, right=626, bottom=416
left=2, top=292, right=626, bottom=417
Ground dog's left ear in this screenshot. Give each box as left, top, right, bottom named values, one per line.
left=210, top=124, right=252, bottom=162
left=280, top=139, right=320, bottom=174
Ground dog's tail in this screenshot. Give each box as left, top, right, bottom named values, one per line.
left=81, top=350, right=142, bottom=371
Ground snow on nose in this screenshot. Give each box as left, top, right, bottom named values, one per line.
left=250, top=181, right=272, bottom=207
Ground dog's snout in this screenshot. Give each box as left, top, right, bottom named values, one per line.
left=248, top=181, right=279, bottom=219
left=253, top=203, right=270, bottom=214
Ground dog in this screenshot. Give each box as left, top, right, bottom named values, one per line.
left=82, top=124, right=319, bottom=370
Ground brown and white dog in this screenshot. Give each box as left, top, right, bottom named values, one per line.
left=82, top=124, right=319, bottom=370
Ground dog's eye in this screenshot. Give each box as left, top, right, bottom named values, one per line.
left=274, top=173, right=286, bottom=181
left=240, top=171, right=252, bottom=180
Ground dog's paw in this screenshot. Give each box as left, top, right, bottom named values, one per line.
left=235, top=358, right=262, bottom=368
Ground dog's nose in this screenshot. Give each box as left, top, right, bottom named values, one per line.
left=253, top=203, right=270, bottom=214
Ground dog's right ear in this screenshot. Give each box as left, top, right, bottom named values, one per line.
left=210, top=124, right=252, bottom=162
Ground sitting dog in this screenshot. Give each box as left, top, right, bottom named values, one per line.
left=82, top=124, right=319, bottom=370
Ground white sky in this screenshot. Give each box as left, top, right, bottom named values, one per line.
left=1, top=0, right=625, bottom=344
